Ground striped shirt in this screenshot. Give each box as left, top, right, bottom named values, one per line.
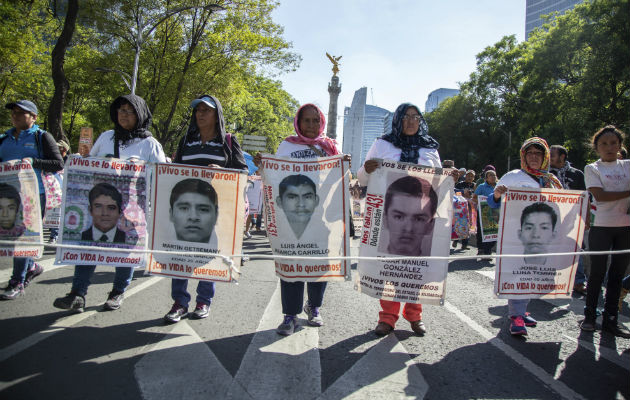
left=179, top=139, right=227, bottom=166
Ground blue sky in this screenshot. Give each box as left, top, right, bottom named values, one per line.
left=272, top=0, right=526, bottom=121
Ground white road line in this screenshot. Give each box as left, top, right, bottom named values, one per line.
left=444, top=300, right=587, bottom=400
left=320, top=333, right=428, bottom=400
left=0, top=276, right=162, bottom=363
left=227, top=281, right=321, bottom=399
left=0, top=372, right=42, bottom=391
left=135, top=321, right=245, bottom=399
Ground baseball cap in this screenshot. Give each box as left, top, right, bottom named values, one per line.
left=58, top=140, right=71, bottom=152
left=5, top=100, right=38, bottom=115
left=190, top=95, right=217, bottom=110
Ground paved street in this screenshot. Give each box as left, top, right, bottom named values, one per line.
left=1, top=233, right=628, bottom=399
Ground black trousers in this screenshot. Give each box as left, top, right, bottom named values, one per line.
left=585, top=226, right=630, bottom=316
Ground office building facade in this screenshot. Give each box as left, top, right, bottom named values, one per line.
left=424, top=88, right=460, bottom=113
left=342, top=87, right=392, bottom=174
left=526, top=0, right=583, bottom=39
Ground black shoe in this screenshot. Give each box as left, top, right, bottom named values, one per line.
left=602, top=312, right=630, bottom=338
left=581, top=307, right=597, bottom=331
left=103, top=290, right=124, bottom=311
left=53, top=292, right=85, bottom=313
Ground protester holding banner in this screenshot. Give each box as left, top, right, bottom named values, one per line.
left=53, top=94, right=165, bottom=312
left=488, top=137, right=563, bottom=336
left=357, top=102, right=441, bottom=337
left=474, top=169, right=497, bottom=255
left=162, top=94, right=247, bottom=323
left=255, top=103, right=345, bottom=336
left=580, top=126, right=630, bottom=338
left=0, top=100, right=63, bottom=300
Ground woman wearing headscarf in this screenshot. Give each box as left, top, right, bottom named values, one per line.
left=164, top=95, right=247, bottom=324
left=254, top=103, right=347, bottom=336
left=487, top=137, right=562, bottom=336
left=357, top=102, right=441, bottom=337
left=53, top=94, right=166, bottom=313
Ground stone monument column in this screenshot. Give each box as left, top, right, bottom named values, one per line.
left=327, top=76, right=341, bottom=139
left=326, top=53, right=342, bottom=139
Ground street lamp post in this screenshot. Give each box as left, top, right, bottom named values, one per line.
left=129, top=4, right=226, bottom=94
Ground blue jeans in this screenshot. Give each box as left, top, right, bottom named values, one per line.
left=280, top=280, right=327, bottom=315
left=171, top=278, right=215, bottom=309
left=71, top=265, right=135, bottom=296
left=11, top=194, right=46, bottom=283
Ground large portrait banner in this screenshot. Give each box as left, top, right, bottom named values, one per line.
left=0, top=161, right=43, bottom=258
left=55, top=156, right=149, bottom=266
left=495, top=187, right=587, bottom=299
left=261, top=154, right=351, bottom=282
left=356, top=160, right=454, bottom=305
left=477, top=195, right=499, bottom=242
left=147, top=164, right=246, bottom=282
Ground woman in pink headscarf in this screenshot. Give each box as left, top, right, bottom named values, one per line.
left=255, top=104, right=349, bottom=336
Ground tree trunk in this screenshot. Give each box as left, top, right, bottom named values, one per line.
left=47, top=0, right=79, bottom=140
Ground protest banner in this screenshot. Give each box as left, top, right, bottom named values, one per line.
left=494, top=187, right=588, bottom=299
left=247, top=175, right=263, bottom=214
left=55, top=156, right=149, bottom=267
left=356, top=160, right=454, bottom=304
left=261, top=154, right=351, bottom=282
left=42, top=206, right=61, bottom=229
left=0, top=161, right=43, bottom=258
left=78, top=127, right=93, bottom=156
left=477, top=195, right=499, bottom=242
left=451, top=194, right=470, bottom=240
left=147, top=164, right=247, bottom=282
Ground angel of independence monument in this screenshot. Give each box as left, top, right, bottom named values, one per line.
left=326, top=53, right=342, bottom=139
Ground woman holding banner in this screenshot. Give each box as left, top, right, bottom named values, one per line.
left=357, top=102, right=441, bottom=337
left=163, top=94, right=247, bottom=323
left=580, top=126, right=630, bottom=338
left=53, top=94, right=166, bottom=313
left=487, top=137, right=562, bottom=336
left=255, top=103, right=345, bottom=336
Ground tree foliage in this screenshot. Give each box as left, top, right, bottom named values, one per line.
left=0, top=0, right=300, bottom=155
left=427, top=0, right=630, bottom=175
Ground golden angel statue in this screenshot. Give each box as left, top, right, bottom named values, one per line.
left=326, top=52, right=342, bottom=76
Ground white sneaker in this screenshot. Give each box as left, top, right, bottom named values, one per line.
left=304, top=303, right=323, bottom=326
left=244, top=231, right=252, bottom=239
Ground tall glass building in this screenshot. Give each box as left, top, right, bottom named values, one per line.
left=342, top=87, right=392, bottom=175
left=526, top=0, right=583, bottom=39
left=424, top=88, right=460, bottom=113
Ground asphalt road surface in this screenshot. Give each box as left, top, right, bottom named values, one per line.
left=1, top=233, right=628, bottom=399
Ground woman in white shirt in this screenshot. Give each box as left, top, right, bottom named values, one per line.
left=255, top=103, right=347, bottom=336
left=358, top=102, right=441, bottom=337
left=581, top=126, right=630, bottom=337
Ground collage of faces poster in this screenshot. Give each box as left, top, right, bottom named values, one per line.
left=356, top=160, right=454, bottom=305
left=494, top=187, right=587, bottom=299
left=55, top=156, right=149, bottom=267
left=260, top=154, right=351, bottom=282
left=0, top=160, right=43, bottom=258
left=147, top=164, right=246, bottom=283
left=477, top=195, right=499, bottom=242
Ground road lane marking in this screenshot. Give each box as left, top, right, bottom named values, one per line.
left=320, top=333, right=428, bottom=399
left=444, top=300, right=587, bottom=400
left=134, top=321, right=245, bottom=399
left=227, top=281, right=321, bottom=399
left=0, top=276, right=162, bottom=363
